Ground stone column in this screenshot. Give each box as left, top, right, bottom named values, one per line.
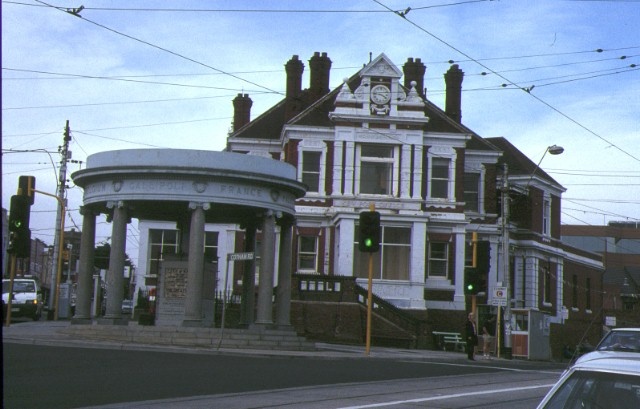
left=103, top=201, right=128, bottom=323
left=275, top=218, right=294, bottom=328
left=255, top=211, right=276, bottom=326
left=72, top=206, right=96, bottom=323
left=240, top=222, right=257, bottom=326
left=183, top=202, right=209, bottom=326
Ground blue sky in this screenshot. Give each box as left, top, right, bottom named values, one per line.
left=2, top=0, right=639, bottom=263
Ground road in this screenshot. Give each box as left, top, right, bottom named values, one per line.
left=3, top=342, right=564, bottom=409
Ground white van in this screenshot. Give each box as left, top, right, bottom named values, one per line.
left=2, top=277, right=43, bottom=321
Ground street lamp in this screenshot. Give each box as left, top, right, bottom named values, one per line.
left=525, top=145, right=565, bottom=188
left=502, top=144, right=564, bottom=358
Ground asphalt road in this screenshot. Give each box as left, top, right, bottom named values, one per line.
left=3, top=343, right=564, bottom=409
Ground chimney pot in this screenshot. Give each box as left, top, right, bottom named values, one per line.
left=444, top=64, right=464, bottom=123
left=232, top=93, right=253, bottom=132
left=403, top=57, right=426, bottom=99
left=309, top=51, right=332, bottom=101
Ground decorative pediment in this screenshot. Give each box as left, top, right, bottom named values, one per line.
left=360, top=53, right=403, bottom=79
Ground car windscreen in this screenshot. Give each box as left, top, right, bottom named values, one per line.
left=542, top=370, right=640, bottom=409
left=598, top=331, right=640, bottom=353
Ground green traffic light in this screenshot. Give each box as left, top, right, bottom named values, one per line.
left=467, top=284, right=474, bottom=291
left=365, top=238, right=373, bottom=247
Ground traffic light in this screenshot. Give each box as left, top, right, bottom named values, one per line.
left=9, top=195, right=30, bottom=231
left=7, top=227, right=31, bottom=258
left=18, top=175, right=36, bottom=205
left=476, top=241, right=491, bottom=273
left=464, top=267, right=479, bottom=295
left=358, top=211, right=380, bottom=252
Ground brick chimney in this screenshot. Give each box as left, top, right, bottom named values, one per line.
left=232, top=93, right=252, bottom=132
left=444, top=64, right=464, bottom=123
left=309, top=52, right=332, bottom=101
left=285, top=55, right=305, bottom=121
left=403, top=58, right=426, bottom=98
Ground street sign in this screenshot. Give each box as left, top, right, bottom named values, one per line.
left=228, top=252, right=254, bottom=261
left=492, top=286, right=508, bottom=306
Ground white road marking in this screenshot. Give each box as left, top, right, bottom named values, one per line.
left=336, top=383, right=555, bottom=409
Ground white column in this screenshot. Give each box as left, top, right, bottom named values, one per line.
left=183, top=202, right=209, bottom=326
left=343, top=141, right=355, bottom=196
left=400, top=144, right=412, bottom=199
left=412, top=145, right=423, bottom=200
left=256, top=211, right=276, bottom=325
left=332, top=141, right=344, bottom=196
left=73, top=206, right=96, bottom=322
left=103, top=201, right=128, bottom=321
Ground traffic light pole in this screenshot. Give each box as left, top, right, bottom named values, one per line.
left=365, top=203, right=375, bottom=356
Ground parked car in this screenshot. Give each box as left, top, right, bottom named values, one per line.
left=537, top=355, right=640, bottom=409
left=121, top=299, right=133, bottom=315
left=575, top=328, right=640, bottom=365
left=2, top=278, right=43, bottom=321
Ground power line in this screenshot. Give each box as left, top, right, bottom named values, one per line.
left=373, top=0, right=640, bottom=163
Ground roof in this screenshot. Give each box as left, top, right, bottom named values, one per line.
left=485, top=136, right=562, bottom=187
left=229, top=55, right=500, bottom=155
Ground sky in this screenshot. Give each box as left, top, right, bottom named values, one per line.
left=2, top=0, right=639, bottom=267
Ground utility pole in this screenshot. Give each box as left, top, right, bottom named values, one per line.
left=501, top=164, right=512, bottom=357
left=48, top=120, right=71, bottom=318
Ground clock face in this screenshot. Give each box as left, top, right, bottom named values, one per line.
left=371, top=84, right=391, bottom=104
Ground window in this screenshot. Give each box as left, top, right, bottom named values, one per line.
left=543, top=264, right=551, bottom=304
left=357, top=144, right=397, bottom=195
left=427, top=242, right=448, bottom=278
left=298, top=235, right=318, bottom=272
left=301, top=151, right=321, bottom=193
left=204, top=231, right=219, bottom=266
left=586, top=277, right=592, bottom=310
left=354, top=226, right=410, bottom=280
left=543, top=198, right=551, bottom=235
left=430, top=157, right=450, bottom=199
left=464, top=173, right=480, bottom=212
left=148, top=229, right=179, bottom=275
left=572, top=275, right=578, bottom=309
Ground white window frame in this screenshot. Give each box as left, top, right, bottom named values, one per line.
left=297, top=235, right=318, bottom=272
left=427, top=150, right=456, bottom=202
left=543, top=197, right=551, bottom=236
left=297, top=141, right=326, bottom=196
left=355, top=144, right=399, bottom=196
left=463, top=173, right=481, bottom=212
left=353, top=225, right=411, bottom=281
left=427, top=241, right=449, bottom=278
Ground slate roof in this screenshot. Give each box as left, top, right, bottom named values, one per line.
left=485, top=136, right=563, bottom=187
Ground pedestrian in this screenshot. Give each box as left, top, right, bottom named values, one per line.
left=482, top=316, right=495, bottom=358
left=465, top=312, right=478, bottom=360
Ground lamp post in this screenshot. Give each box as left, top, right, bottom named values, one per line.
left=525, top=145, right=564, bottom=188
left=502, top=144, right=564, bottom=358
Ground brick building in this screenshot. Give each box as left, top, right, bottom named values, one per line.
left=134, top=52, right=604, bottom=358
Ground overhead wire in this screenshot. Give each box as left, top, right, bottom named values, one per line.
left=372, top=0, right=640, bottom=163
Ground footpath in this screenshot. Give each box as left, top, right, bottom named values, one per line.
left=3, top=319, right=477, bottom=361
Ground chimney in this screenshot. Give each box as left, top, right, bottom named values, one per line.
left=309, top=51, right=332, bottom=101
left=232, top=93, right=252, bottom=132
left=403, top=58, right=426, bottom=98
left=444, top=64, right=464, bottom=123
left=285, top=55, right=305, bottom=121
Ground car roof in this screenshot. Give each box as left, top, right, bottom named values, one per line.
left=607, top=328, right=640, bottom=332
left=572, top=354, right=640, bottom=375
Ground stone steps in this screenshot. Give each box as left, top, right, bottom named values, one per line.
left=61, top=323, right=317, bottom=351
